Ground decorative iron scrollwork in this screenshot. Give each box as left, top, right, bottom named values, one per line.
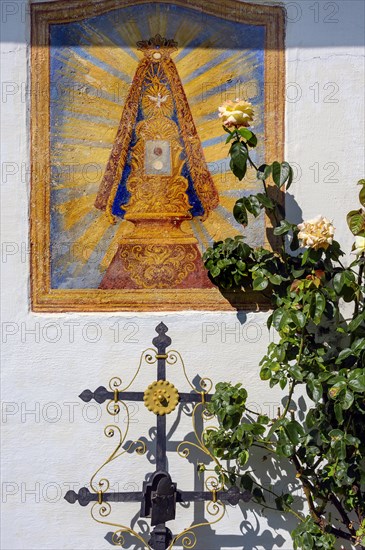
left=65, top=323, right=251, bottom=549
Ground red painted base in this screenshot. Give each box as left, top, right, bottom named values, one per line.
left=99, top=243, right=213, bottom=289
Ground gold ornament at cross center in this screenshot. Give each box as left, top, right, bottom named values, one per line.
left=143, top=380, right=179, bottom=415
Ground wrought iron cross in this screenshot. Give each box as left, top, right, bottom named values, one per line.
left=65, top=323, right=251, bottom=549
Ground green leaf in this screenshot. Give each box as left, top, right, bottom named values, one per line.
left=340, top=388, right=354, bottom=409
left=333, top=272, right=343, bottom=294
left=210, top=266, right=221, bottom=278
left=279, top=377, right=288, bottom=390
left=335, top=348, right=353, bottom=364
left=333, top=270, right=357, bottom=301
left=291, top=310, right=306, bottom=329
left=233, top=199, right=248, bottom=226
left=272, top=161, right=292, bottom=188
left=230, top=158, right=247, bottom=181
left=286, top=164, right=294, bottom=190
left=238, top=128, right=253, bottom=141
left=352, top=337, right=365, bottom=352
left=310, top=292, right=326, bottom=324
left=289, top=363, right=304, bottom=381
left=237, top=128, right=258, bottom=147
left=260, top=366, right=272, bottom=380
left=229, top=141, right=248, bottom=181
left=292, top=268, right=305, bottom=278
left=307, top=378, right=322, bottom=402
left=274, top=220, right=293, bottom=236
left=225, top=132, right=235, bottom=144
left=253, top=276, right=269, bottom=291
left=328, top=380, right=347, bottom=399
left=269, top=274, right=283, bottom=286
left=285, top=421, right=304, bottom=445
left=256, top=192, right=274, bottom=210
left=347, top=208, right=365, bottom=236
left=334, top=402, right=344, bottom=424
left=348, top=311, right=365, bottom=332
left=247, top=134, right=258, bottom=148
left=359, top=181, right=365, bottom=206
left=244, top=195, right=262, bottom=217
left=272, top=308, right=287, bottom=331
left=238, top=450, right=249, bottom=466
left=348, top=369, right=365, bottom=392
left=257, top=164, right=272, bottom=181
left=236, top=260, right=247, bottom=273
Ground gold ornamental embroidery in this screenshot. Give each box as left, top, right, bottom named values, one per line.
left=120, top=244, right=198, bottom=288
left=123, top=115, right=192, bottom=217
left=95, top=34, right=219, bottom=223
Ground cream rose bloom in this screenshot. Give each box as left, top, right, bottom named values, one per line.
left=351, top=236, right=365, bottom=256
left=297, top=215, right=335, bottom=251
left=218, top=99, right=254, bottom=128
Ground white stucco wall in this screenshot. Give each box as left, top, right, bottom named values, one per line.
left=1, top=1, right=364, bottom=549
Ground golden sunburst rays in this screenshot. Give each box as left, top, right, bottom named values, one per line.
left=54, top=89, right=123, bottom=124
left=52, top=214, right=112, bottom=278
left=71, top=215, right=113, bottom=267
left=174, top=37, right=222, bottom=81
left=99, top=221, right=135, bottom=271
left=211, top=166, right=260, bottom=193
left=193, top=118, right=223, bottom=144
left=57, top=117, right=118, bottom=145
left=173, top=19, right=203, bottom=54
left=204, top=129, right=264, bottom=167
left=52, top=143, right=110, bottom=168
left=55, top=194, right=98, bottom=231
left=148, top=4, right=169, bottom=40
left=77, top=22, right=139, bottom=79
left=190, top=219, right=211, bottom=250
left=203, top=208, right=244, bottom=243
left=54, top=48, right=125, bottom=105
left=184, top=50, right=259, bottom=108
left=189, top=74, right=260, bottom=123
left=108, top=16, right=143, bottom=59
left=52, top=167, right=103, bottom=190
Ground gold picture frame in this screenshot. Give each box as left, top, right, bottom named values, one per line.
left=30, top=0, right=285, bottom=312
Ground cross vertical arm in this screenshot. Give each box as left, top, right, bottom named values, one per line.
left=152, top=323, right=171, bottom=473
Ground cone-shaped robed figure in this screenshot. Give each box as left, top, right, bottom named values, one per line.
left=95, top=35, right=218, bottom=289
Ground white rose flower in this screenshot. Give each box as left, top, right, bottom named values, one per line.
left=218, top=99, right=254, bottom=128
left=297, top=215, right=335, bottom=251
left=351, top=235, right=365, bottom=256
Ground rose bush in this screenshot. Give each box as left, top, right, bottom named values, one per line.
left=202, top=102, right=365, bottom=550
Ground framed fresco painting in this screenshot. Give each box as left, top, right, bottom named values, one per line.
left=30, top=0, right=285, bottom=312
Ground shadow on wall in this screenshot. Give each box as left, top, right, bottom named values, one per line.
left=19, top=0, right=365, bottom=48
left=103, top=392, right=307, bottom=550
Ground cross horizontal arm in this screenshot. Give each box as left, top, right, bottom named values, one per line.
left=179, top=487, right=251, bottom=505
left=65, top=486, right=251, bottom=508
left=79, top=387, right=211, bottom=405
left=65, top=488, right=143, bottom=506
